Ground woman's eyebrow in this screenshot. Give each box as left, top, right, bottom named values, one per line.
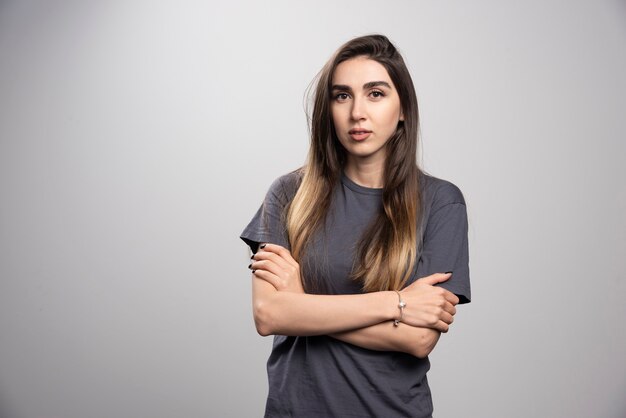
left=363, top=81, right=391, bottom=90
left=332, top=81, right=392, bottom=92
left=331, top=84, right=352, bottom=92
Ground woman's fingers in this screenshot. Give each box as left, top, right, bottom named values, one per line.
left=422, top=311, right=453, bottom=332
left=252, top=253, right=299, bottom=288
left=251, top=243, right=293, bottom=279
left=399, top=282, right=459, bottom=330
left=253, top=249, right=292, bottom=271
left=404, top=309, right=451, bottom=332
left=437, top=321, right=450, bottom=333
left=402, top=273, right=459, bottom=330
left=251, top=243, right=304, bottom=293
left=444, top=290, right=460, bottom=306
left=440, top=310, right=454, bottom=325
left=250, top=258, right=283, bottom=278
left=408, top=273, right=459, bottom=306
left=424, top=306, right=454, bottom=326
left=444, top=301, right=457, bottom=316
left=259, top=243, right=299, bottom=268
left=251, top=259, right=299, bottom=292
left=413, top=273, right=459, bottom=304
left=416, top=272, right=452, bottom=286
left=252, top=269, right=281, bottom=290
left=431, top=287, right=459, bottom=307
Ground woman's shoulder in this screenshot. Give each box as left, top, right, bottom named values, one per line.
left=420, top=172, right=466, bottom=211
left=272, top=169, right=303, bottom=187
left=265, top=169, right=303, bottom=204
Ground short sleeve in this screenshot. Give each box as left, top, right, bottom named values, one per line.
left=414, top=183, right=471, bottom=304
left=240, top=174, right=296, bottom=253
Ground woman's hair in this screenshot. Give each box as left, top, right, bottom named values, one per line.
left=286, top=34, right=424, bottom=292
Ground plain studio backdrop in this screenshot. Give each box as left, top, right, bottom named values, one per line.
left=1, top=1, right=625, bottom=417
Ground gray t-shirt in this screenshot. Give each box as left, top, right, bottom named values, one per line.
left=241, top=171, right=471, bottom=418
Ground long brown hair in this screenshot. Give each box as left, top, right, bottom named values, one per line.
left=286, top=34, right=424, bottom=292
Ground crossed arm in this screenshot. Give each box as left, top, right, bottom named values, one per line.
left=250, top=243, right=459, bottom=358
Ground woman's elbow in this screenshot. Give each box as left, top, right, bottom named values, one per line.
left=410, top=330, right=440, bottom=358
left=412, top=345, right=433, bottom=359
left=253, top=297, right=275, bottom=336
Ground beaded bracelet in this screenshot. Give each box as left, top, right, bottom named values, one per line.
left=393, top=290, right=407, bottom=326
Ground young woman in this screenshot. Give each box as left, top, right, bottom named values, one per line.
left=241, top=34, right=471, bottom=418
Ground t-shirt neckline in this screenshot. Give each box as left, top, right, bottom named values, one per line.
left=341, top=172, right=383, bottom=196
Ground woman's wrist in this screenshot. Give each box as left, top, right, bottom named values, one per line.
left=392, top=290, right=406, bottom=326
left=383, top=290, right=400, bottom=322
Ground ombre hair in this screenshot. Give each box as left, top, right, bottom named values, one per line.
left=286, top=34, right=424, bottom=292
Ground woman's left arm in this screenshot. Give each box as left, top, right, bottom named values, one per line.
left=330, top=323, right=440, bottom=358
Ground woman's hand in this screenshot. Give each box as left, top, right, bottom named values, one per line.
left=398, top=273, right=459, bottom=333
left=250, top=243, right=305, bottom=294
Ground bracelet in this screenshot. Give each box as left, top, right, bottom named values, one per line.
left=393, top=290, right=407, bottom=326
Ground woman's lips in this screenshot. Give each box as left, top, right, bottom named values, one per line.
left=349, top=129, right=372, bottom=141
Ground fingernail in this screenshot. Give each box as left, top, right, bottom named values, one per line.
left=252, top=270, right=256, bottom=274
left=248, top=263, right=252, bottom=269
left=260, top=244, right=267, bottom=249
left=250, top=254, right=255, bottom=259
left=445, top=271, right=453, bottom=274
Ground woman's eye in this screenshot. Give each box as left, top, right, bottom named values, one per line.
left=370, top=90, right=385, bottom=98
left=335, top=93, right=349, bottom=101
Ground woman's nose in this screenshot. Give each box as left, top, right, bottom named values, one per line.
left=351, top=98, right=366, bottom=120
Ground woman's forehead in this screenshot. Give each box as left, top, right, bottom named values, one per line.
left=332, top=57, right=393, bottom=87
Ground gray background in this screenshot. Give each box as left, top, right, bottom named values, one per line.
left=1, top=1, right=625, bottom=417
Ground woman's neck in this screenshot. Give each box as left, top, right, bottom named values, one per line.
left=343, top=159, right=385, bottom=189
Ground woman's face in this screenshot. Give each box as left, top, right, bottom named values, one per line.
left=331, top=56, right=403, bottom=167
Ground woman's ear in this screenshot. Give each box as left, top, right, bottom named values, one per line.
left=399, top=113, right=404, bottom=122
